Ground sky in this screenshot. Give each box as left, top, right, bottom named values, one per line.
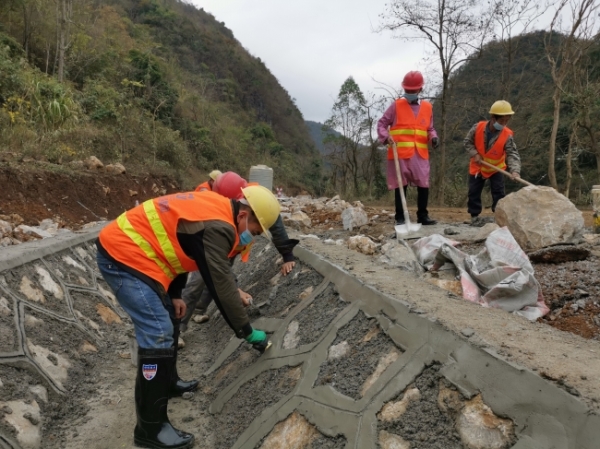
left=192, top=0, right=429, bottom=123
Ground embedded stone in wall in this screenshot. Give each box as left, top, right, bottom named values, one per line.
left=299, top=286, right=313, bottom=300
left=437, top=384, right=464, bottom=413
left=258, top=411, right=346, bottom=449
left=28, top=385, right=48, bottom=403
left=286, top=285, right=348, bottom=348
left=19, top=276, right=45, bottom=303
left=6, top=265, right=69, bottom=316
left=35, top=266, right=63, bottom=300
left=96, top=304, right=122, bottom=324
left=0, top=400, right=42, bottom=449
left=328, top=341, right=350, bottom=361
left=377, top=365, right=465, bottom=447
left=74, top=310, right=101, bottom=333
left=44, top=250, right=94, bottom=287
left=457, top=395, right=515, bottom=449
left=283, top=321, right=300, bottom=349
left=26, top=341, right=71, bottom=390
left=96, top=280, right=119, bottom=309
left=316, top=311, right=402, bottom=400
left=210, top=348, right=258, bottom=394
left=378, top=430, right=410, bottom=449
left=361, top=349, right=401, bottom=397
left=74, top=246, right=93, bottom=262
left=81, top=341, right=98, bottom=353
left=378, top=388, right=421, bottom=422
left=213, top=366, right=302, bottom=449
left=0, top=296, right=18, bottom=352
left=259, top=412, right=318, bottom=448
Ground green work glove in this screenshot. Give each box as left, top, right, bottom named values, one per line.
left=245, top=329, right=267, bottom=344
left=245, top=328, right=271, bottom=354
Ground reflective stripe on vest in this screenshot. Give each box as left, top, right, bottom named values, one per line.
left=469, top=121, right=513, bottom=179
left=99, top=191, right=244, bottom=291
left=387, top=99, right=432, bottom=160
left=195, top=181, right=211, bottom=192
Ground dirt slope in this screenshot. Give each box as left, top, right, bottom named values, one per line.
left=0, top=163, right=181, bottom=227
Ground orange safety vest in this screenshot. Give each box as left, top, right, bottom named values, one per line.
left=195, top=181, right=211, bottom=192
left=99, top=191, right=252, bottom=291
left=387, top=98, right=432, bottom=160
left=469, top=121, right=512, bottom=178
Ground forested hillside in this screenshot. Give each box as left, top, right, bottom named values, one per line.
left=305, top=120, right=341, bottom=154
left=0, top=0, right=322, bottom=190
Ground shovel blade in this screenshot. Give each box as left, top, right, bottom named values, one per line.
left=395, top=223, right=422, bottom=237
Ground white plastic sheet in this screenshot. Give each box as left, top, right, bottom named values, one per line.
left=412, top=227, right=549, bottom=321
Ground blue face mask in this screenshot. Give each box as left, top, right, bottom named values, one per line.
left=403, top=93, right=419, bottom=102
left=493, top=121, right=504, bottom=131
left=239, top=216, right=255, bottom=246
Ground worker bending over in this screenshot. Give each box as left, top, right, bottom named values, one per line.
left=96, top=186, right=280, bottom=449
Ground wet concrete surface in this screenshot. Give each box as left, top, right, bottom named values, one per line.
left=1, top=226, right=600, bottom=448
left=316, top=311, right=402, bottom=400
left=378, top=365, right=466, bottom=449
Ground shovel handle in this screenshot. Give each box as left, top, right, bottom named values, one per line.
left=479, top=161, right=534, bottom=187
left=390, top=140, right=413, bottom=227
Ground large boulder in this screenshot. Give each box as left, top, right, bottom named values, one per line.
left=495, top=186, right=584, bottom=250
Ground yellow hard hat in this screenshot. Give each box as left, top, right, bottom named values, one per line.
left=241, top=185, right=280, bottom=238
left=209, top=170, right=222, bottom=181
left=489, top=100, right=514, bottom=115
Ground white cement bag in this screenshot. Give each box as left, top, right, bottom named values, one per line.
left=412, top=228, right=549, bottom=320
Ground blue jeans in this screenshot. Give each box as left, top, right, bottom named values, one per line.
left=96, top=252, right=174, bottom=349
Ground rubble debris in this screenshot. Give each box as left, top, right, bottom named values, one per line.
left=528, top=245, right=590, bottom=264
left=347, top=235, right=378, bottom=255
left=341, top=207, right=368, bottom=231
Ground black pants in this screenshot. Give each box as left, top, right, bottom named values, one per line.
left=395, top=186, right=430, bottom=221
left=467, top=172, right=505, bottom=216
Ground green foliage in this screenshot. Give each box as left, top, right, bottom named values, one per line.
left=0, top=0, right=321, bottom=192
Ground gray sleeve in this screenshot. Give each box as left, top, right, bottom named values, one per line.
left=179, top=221, right=251, bottom=338
left=504, top=136, right=521, bottom=174
left=464, top=123, right=479, bottom=158
left=201, top=224, right=250, bottom=337
left=181, top=270, right=204, bottom=304
left=269, top=215, right=289, bottom=247
left=268, top=215, right=298, bottom=262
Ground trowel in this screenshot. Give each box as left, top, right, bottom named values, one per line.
left=391, top=141, right=422, bottom=238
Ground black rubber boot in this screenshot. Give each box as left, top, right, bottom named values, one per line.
left=134, top=347, right=195, bottom=449
left=416, top=187, right=437, bottom=225
left=169, top=320, right=199, bottom=398
left=394, top=186, right=409, bottom=225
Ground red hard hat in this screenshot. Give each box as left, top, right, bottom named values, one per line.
left=213, top=171, right=248, bottom=200
left=402, top=71, right=424, bottom=90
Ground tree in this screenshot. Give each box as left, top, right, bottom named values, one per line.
left=544, top=0, right=599, bottom=190
left=491, top=0, right=546, bottom=98
left=379, top=0, right=493, bottom=204
left=57, top=0, right=72, bottom=83
left=323, top=77, right=384, bottom=197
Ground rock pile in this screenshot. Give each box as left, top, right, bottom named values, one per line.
left=0, top=215, right=99, bottom=247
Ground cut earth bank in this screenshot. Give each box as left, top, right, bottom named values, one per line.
left=0, top=225, right=599, bottom=449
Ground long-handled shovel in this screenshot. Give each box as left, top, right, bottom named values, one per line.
left=479, top=161, right=535, bottom=187
left=391, top=141, right=422, bottom=237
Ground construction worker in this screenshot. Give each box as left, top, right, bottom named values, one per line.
left=465, top=100, right=521, bottom=226
left=377, top=70, right=439, bottom=226
left=95, top=186, right=280, bottom=449
left=194, top=169, right=222, bottom=192
left=181, top=171, right=298, bottom=330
